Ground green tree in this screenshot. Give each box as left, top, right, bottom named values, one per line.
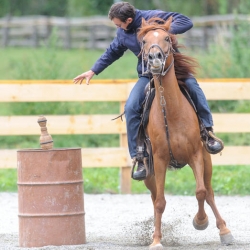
left=218, top=0, right=228, bottom=14
left=238, top=0, right=250, bottom=14
left=67, top=0, right=113, bottom=17
left=0, top=0, right=67, bottom=17
left=1, top=0, right=250, bottom=18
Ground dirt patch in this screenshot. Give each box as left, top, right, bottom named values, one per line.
left=0, top=193, right=249, bottom=250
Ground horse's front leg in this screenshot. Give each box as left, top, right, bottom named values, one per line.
left=144, top=175, right=157, bottom=220
left=148, top=157, right=167, bottom=250
left=190, top=151, right=209, bottom=230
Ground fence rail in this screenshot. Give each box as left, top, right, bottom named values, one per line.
left=0, top=79, right=250, bottom=193
left=1, top=14, right=249, bottom=49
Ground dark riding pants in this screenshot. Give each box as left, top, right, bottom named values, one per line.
left=124, top=76, right=213, bottom=158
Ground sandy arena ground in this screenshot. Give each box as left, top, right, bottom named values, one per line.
left=0, top=193, right=249, bottom=250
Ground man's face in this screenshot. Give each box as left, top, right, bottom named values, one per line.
left=112, top=17, right=132, bottom=30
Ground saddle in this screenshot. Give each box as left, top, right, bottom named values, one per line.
left=135, top=80, right=209, bottom=178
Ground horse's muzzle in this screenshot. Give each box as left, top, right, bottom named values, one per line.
left=149, top=58, right=163, bottom=73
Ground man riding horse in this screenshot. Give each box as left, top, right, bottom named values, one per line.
left=73, top=2, right=224, bottom=181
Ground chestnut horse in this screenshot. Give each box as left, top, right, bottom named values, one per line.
left=137, top=17, right=234, bottom=249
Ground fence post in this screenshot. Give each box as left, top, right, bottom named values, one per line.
left=88, top=25, right=96, bottom=49
left=31, top=20, right=38, bottom=47
left=119, top=100, right=131, bottom=194
left=2, top=15, right=10, bottom=47
left=202, top=26, right=208, bottom=50
left=64, top=18, right=71, bottom=49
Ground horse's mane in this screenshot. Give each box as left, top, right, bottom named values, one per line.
left=138, top=17, right=199, bottom=85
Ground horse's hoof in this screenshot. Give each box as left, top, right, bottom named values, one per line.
left=149, top=243, right=163, bottom=250
left=220, top=232, right=235, bottom=245
left=193, top=214, right=209, bottom=230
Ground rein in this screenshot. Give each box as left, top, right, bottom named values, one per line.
left=157, top=75, right=179, bottom=168
left=141, top=31, right=178, bottom=167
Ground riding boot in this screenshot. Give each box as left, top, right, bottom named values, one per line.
left=131, top=158, right=146, bottom=181
left=201, top=127, right=224, bottom=154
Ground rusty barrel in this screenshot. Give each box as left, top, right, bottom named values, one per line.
left=17, top=148, right=86, bottom=248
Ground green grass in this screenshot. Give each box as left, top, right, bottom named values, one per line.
left=164, top=165, right=250, bottom=196
left=0, top=47, right=138, bottom=80
left=0, top=169, right=17, bottom=192
left=2, top=165, right=250, bottom=195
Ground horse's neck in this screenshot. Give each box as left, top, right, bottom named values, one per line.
left=153, top=66, right=183, bottom=114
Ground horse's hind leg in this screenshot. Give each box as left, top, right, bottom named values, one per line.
left=202, top=148, right=234, bottom=245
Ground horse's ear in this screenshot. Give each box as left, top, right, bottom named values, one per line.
left=165, top=16, right=173, bottom=31
left=141, top=18, right=147, bottom=28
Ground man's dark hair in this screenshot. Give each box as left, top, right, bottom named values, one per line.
left=108, top=2, right=136, bottom=22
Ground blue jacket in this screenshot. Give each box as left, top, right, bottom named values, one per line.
left=91, top=9, right=193, bottom=77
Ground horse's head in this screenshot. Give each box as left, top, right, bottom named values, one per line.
left=138, top=17, right=176, bottom=75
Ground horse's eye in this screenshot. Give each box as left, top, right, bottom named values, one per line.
left=142, top=40, right=146, bottom=45
left=165, top=36, right=170, bottom=42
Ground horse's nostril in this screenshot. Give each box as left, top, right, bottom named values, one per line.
left=157, top=52, right=162, bottom=59
left=148, top=54, right=153, bottom=60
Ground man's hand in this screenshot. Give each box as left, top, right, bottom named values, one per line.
left=73, top=70, right=95, bottom=85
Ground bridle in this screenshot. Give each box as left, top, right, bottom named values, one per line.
left=141, top=29, right=175, bottom=76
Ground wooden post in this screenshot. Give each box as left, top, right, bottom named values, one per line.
left=45, top=16, right=52, bottom=40
left=64, top=18, right=71, bottom=49
left=202, top=25, right=208, bottom=50
left=2, top=15, right=10, bottom=47
left=32, top=20, right=38, bottom=48
left=88, top=25, right=96, bottom=49
left=119, top=100, right=131, bottom=194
